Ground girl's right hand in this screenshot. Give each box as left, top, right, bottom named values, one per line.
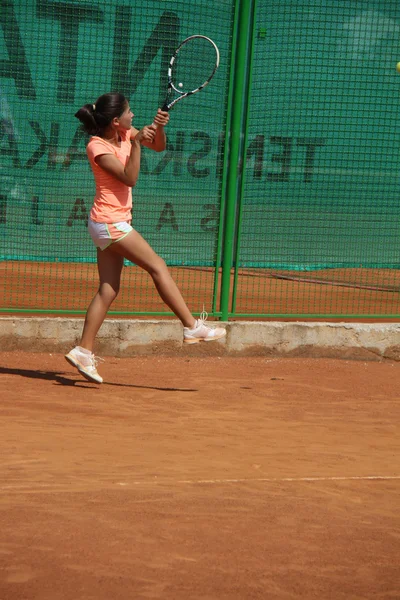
left=134, top=125, right=157, bottom=145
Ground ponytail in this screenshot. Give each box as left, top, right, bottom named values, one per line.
left=74, top=92, right=128, bottom=137
left=74, top=103, right=99, bottom=136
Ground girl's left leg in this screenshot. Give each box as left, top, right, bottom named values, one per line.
left=110, top=229, right=196, bottom=328
left=110, top=229, right=226, bottom=343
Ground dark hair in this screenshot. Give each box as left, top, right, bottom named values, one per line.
left=74, top=92, right=128, bottom=136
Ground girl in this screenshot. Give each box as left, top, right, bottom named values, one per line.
left=65, top=92, right=225, bottom=384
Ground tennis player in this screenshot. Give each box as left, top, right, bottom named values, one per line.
left=65, top=92, right=225, bottom=384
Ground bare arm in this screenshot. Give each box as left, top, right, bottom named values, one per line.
left=131, top=109, right=170, bottom=152
left=95, top=126, right=156, bottom=187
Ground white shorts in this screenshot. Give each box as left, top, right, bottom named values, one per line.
left=88, top=218, right=133, bottom=250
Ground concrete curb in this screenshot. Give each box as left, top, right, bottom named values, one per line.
left=0, top=317, right=399, bottom=361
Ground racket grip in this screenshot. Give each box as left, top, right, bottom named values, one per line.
left=152, top=104, right=170, bottom=128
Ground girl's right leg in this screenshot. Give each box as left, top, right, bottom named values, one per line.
left=65, top=248, right=123, bottom=383
left=80, top=247, right=124, bottom=351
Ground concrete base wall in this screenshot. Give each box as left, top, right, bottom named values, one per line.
left=1, top=317, right=399, bottom=361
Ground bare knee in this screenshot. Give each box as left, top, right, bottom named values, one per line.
left=98, top=282, right=120, bottom=304
left=147, top=256, right=168, bottom=279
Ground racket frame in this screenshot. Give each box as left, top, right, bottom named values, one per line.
left=161, top=35, right=220, bottom=112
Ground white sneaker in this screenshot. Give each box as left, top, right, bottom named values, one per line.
left=183, top=310, right=226, bottom=344
left=65, top=346, right=103, bottom=383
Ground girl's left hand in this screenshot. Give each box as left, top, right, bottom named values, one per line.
left=153, top=109, right=170, bottom=127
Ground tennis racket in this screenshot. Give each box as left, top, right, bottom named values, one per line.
left=159, top=35, right=220, bottom=113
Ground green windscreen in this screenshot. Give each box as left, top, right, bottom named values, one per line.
left=232, top=0, right=400, bottom=316
left=0, top=0, right=233, bottom=266
left=240, top=0, right=400, bottom=270
left=1, top=0, right=400, bottom=317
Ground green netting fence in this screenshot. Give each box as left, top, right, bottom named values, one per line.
left=1, top=0, right=400, bottom=318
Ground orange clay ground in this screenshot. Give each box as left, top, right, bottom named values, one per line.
left=1, top=262, right=400, bottom=317
left=1, top=351, right=400, bottom=599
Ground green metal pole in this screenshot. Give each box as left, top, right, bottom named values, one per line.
left=219, top=0, right=254, bottom=321
left=231, top=0, right=258, bottom=315
left=211, top=0, right=241, bottom=318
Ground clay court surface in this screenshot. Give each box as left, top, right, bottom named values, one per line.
left=1, top=351, right=400, bottom=599
left=1, top=262, right=400, bottom=317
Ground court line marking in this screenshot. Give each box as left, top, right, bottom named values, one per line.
left=176, top=475, right=400, bottom=484
left=1, top=475, right=400, bottom=492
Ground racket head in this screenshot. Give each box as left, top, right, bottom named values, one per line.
left=167, top=35, right=220, bottom=101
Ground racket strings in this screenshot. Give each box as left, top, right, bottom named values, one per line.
left=172, top=38, right=218, bottom=93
